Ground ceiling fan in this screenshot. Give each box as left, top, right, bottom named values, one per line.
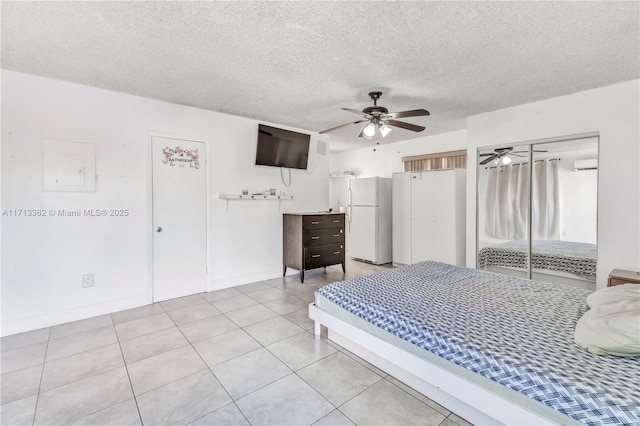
left=479, top=147, right=548, bottom=165
left=319, top=91, right=430, bottom=139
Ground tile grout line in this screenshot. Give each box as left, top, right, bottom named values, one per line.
left=4, top=263, right=396, bottom=426
left=191, top=293, right=318, bottom=423
left=293, top=356, right=384, bottom=412
left=9, top=328, right=136, bottom=423
left=261, top=331, right=337, bottom=374
left=30, top=328, right=51, bottom=426
left=112, top=314, right=145, bottom=426
left=37, top=319, right=142, bottom=424
left=159, top=299, right=251, bottom=425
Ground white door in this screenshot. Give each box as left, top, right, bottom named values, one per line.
left=392, top=173, right=412, bottom=265
left=152, top=137, right=207, bottom=302
left=348, top=206, right=378, bottom=262
left=410, top=172, right=430, bottom=263
left=350, top=177, right=378, bottom=206
left=411, top=170, right=455, bottom=264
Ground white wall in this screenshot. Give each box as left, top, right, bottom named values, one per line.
left=556, top=151, right=598, bottom=244
left=329, top=130, right=467, bottom=179
left=1, top=70, right=329, bottom=335
left=466, top=79, right=640, bottom=288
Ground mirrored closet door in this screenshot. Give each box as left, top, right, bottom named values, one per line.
left=477, top=136, right=598, bottom=290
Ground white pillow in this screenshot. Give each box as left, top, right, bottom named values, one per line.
left=574, top=284, right=640, bottom=356
left=586, top=283, right=640, bottom=308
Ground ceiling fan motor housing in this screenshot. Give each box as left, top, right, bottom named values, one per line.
left=495, top=147, right=513, bottom=154
left=364, top=91, right=388, bottom=116
left=363, top=106, right=389, bottom=116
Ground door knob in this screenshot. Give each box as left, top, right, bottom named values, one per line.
left=156, top=226, right=163, bottom=232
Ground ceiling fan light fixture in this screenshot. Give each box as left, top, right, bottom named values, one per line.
left=319, top=91, right=430, bottom=138
left=379, top=123, right=392, bottom=137
left=363, top=122, right=376, bottom=138
left=502, top=155, right=513, bottom=165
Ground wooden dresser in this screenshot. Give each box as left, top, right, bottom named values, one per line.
left=283, top=212, right=345, bottom=283
left=607, top=269, right=640, bottom=287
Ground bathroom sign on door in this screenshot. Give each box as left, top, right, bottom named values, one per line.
left=161, top=146, right=200, bottom=169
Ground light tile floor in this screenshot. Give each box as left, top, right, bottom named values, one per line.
left=1, top=259, right=473, bottom=426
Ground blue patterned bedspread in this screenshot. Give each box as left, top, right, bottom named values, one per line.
left=478, top=240, right=596, bottom=279
left=315, top=261, right=640, bottom=425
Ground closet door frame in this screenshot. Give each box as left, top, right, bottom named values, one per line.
left=476, top=131, right=600, bottom=281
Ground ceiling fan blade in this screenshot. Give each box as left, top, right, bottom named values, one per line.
left=385, top=119, right=425, bottom=132
left=319, top=120, right=367, bottom=134
left=357, top=128, right=365, bottom=138
left=480, top=154, right=498, bottom=165
left=511, top=153, right=526, bottom=157
left=479, top=153, right=495, bottom=157
left=341, top=108, right=368, bottom=117
left=385, top=109, right=430, bottom=119
left=512, top=149, right=549, bottom=153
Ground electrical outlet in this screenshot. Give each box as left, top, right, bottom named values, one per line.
left=82, top=274, right=94, bottom=288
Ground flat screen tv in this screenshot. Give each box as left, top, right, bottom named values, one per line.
left=255, top=124, right=310, bottom=170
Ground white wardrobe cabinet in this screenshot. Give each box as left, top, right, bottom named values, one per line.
left=392, top=169, right=466, bottom=266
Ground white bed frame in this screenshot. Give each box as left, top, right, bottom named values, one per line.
left=309, top=302, right=560, bottom=426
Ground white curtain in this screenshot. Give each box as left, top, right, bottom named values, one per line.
left=485, top=159, right=559, bottom=240
left=485, top=164, right=529, bottom=239
left=532, top=159, right=560, bottom=240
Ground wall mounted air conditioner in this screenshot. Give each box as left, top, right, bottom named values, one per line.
left=574, top=159, right=598, bottom=171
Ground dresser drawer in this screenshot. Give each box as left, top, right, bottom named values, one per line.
left=302, top=215, right=345, bottom=229
left=303, top=227, right=345, bottom=246
left=304, top=243, right=345, bottom=268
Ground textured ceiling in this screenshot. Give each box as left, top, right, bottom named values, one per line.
left=2, top=1, right=638, bottom=152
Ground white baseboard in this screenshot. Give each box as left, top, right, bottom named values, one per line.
left=209, top=269, right=281, bottom=291
left=1, top=293, right=151, bottom=337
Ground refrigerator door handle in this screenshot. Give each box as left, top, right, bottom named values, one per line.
left=347, top=187, right=352, bottom=226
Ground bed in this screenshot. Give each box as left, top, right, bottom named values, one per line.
left=478, top=239, right=596, bottom=283
left=309, top=261, right=639, bottom=425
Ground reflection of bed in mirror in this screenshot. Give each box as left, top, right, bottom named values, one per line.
left=478, top=239, right=596, bottom=289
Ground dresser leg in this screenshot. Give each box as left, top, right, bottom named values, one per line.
left=283, top=264, right=287, bottom=277
left=341, top=262, right=346, bottom=274
left=300, top=270, right=305, bottom=283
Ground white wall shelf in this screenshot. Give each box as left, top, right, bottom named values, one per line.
left=217, top=194, right=294, bottom=211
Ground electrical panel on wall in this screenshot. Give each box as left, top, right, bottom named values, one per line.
left=43, top=139, right=96, bottom=192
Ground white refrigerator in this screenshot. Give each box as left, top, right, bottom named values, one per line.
left=347, top=177, right=392, bottom=264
